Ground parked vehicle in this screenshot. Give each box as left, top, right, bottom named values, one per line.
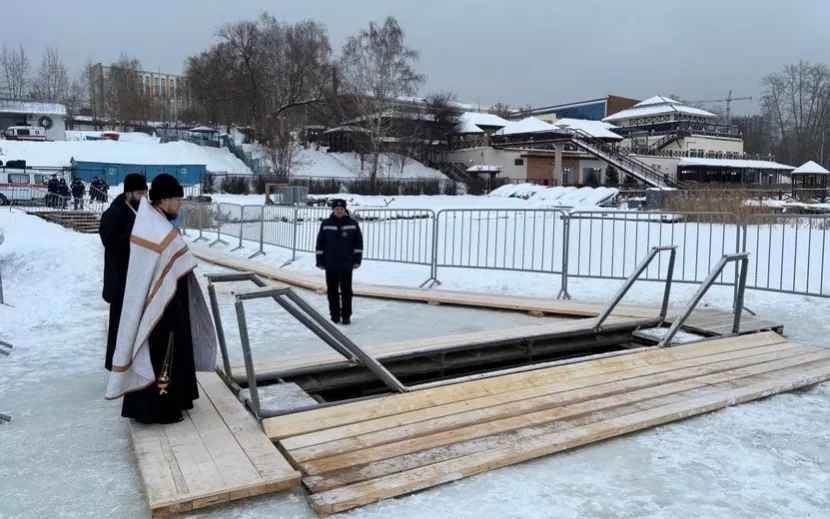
left=0, top=168, right=50, bottom=205
left=2, top=126, right=47, bottom=142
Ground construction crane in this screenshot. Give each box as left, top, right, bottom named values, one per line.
left=687, top=90, right=752, bottom=125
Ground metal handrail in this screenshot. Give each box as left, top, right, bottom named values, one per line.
left=1, top=340, right=13, bottom=422
left=657, top=252, right=750, bottom=348
left=593, top=245, right=677, bottom=331
left=204, top=272, right=408, bottom=420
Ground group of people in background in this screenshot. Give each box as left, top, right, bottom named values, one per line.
left=44, top=175, right=109, bottom=209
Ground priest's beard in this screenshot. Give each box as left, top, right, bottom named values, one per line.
left=161, top=210, right=178, bottom=221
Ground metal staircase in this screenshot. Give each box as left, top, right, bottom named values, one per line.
left=569, top=129, right=685, bottom=189
left=649, top=132, right=685, bottom=151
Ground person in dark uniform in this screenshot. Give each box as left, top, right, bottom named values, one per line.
left=98, top=173, right=149, bottom=371
left=57, top=178, right=70, bottom=208
left=315, top=199, right=363, bottom=324
left=71, top=178, right=85, bottom=210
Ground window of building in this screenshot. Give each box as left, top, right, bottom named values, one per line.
left=514, top=158, right=524, bottom=166
left=9, top=173, right=29, bottom=184
left=562, top=167, right=572, bottom=185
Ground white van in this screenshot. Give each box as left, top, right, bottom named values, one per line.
left=0, top=169, right=51, bottom=205
left=3, top=126, right=47, bottom=141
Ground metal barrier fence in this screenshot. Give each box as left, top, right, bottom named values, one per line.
left=179, top=203, right=830, bottom=300
left=744, top=214, right=830, bottom=298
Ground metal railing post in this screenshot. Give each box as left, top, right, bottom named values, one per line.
left=234, top=297, right=262, bottom=419
left=248, top=207, right=266, bottom=259
left=0, top=268, right=5, bottom=305
left=1, top=340, right=13, bottom=422
left=657, top=252, right=750, bottom=348
left=420, top=209, right=441, bottom=288
left=209, top=204, right=229, bottom=248
left=736, top=222, right=756, bottom=316
left=291, top=206, right=299, bottom=263
left=206, top=281, right=233, bottom=379
left=231, top=205, right=245, bottom=252
left=593, top=245, right=677, bottom=330
left=557, top=212, right=571, bottom=299
left=732, top=255, right=750, bottom=334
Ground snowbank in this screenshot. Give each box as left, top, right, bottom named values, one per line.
left=488, top=184, right=619, bottom=208
left=293, top=149, right=445, bottom=179
left=0, top=139, right=251, bottom=173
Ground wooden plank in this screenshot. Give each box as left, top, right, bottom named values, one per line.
left=130, top=423, right=181, bottom=501
left=263, top=331, right=787, bottom=439
left=130, top=373, right=302, bottom=517
left=163, top=411, right=226, bottom=496
left=192, top=246, right=783, bottom=337
left=196, top=372, right=300, bottom=485
left=283, top=343, right=814, bottom=459
left=297, top=350, right=830, bottom=476
left=306, top=359, right=830, bottom=514
left=280, top=340, right=801, bottom=452
left=186, top=395, right=261, bottom=486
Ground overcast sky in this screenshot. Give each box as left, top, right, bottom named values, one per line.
left=7, top=0, right=830, bottom=114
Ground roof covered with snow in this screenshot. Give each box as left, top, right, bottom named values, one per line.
left=494, top=117, right=558, bottom=136
left=0, top=98, right=67, bottom=116
left=551, top=118, right=622, bottom=140
left=678, top=157, right=795, bottom=170
left=791, top=160, right=830, bottom=175
left=455, top=112, right=510, bottom=134
left=602, top=95, right=716, bottom=123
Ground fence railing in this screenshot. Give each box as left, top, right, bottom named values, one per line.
left=180, top=203, right=830, bottom=301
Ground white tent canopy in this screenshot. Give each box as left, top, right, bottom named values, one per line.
left=791, top=160, right=830, bottom=175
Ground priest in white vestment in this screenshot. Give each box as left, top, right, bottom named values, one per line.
left=105, top=173, right=217, bottom=424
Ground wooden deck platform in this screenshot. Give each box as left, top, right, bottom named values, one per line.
left=130, top=372, right=301, bottom=517
left=190, top=246, right=783, bottom=337
left=261, top=331, right=830, bottom=515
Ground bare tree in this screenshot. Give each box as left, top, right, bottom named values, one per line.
left=62, top=75, right=87, bottom=123
left=338, top=16, right=425, bottom=186
left=105, top=54, right=151, bottom=126
left=186, top=12, right=334, bottom=145
left=762, top=60, right=830, bottom=166
left=488, top=102, right=513, bottom=119
left=30, top=46, right=69, bottom=101
left=419, top=91, right=463, bottom=163
left=0, top=44, right=30, bottom=98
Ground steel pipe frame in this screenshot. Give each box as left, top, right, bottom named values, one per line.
left=593, top=246, right=677, bottom=331
left=235, top=284, right=407, bottom=393
left=657, top=252, right=750, bottom=348
left=202, top=271, right=409, bottom=418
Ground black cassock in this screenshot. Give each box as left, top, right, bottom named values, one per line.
left=122, top=276, right=199, bottom=424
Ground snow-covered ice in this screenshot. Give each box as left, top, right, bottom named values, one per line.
left=1, top=198, right=830, bottom=518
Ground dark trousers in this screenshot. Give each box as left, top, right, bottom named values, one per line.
left=105, top=298, right=123, bottom=371
left=325, top=269, right=353, bottom=319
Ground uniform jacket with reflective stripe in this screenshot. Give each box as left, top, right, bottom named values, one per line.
left=315, top=214, right=363, bottom=271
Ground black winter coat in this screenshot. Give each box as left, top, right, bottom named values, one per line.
left=71, top=181, right=84, bottom=198
left=99, top=194, right=138, bottom=304
left=315, top=214, right=363, bottom=272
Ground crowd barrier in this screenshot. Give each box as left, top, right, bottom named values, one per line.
left=179, top=202, right=830, bottom=300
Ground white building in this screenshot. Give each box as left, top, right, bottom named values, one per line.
left=606, top=95, right=745, bottom=157
left=0, top=99, right=67, bottom=141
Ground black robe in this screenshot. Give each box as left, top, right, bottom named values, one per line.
left=99, top=194, right=138, bottom=371
left=121, top=276, right=199, bottom=424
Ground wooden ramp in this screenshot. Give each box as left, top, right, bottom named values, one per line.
left=130, top=372, right=301, bottom=517
left=260, top=331, right=830, bottom=515
left=190, top=246, right=783, bottom=337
